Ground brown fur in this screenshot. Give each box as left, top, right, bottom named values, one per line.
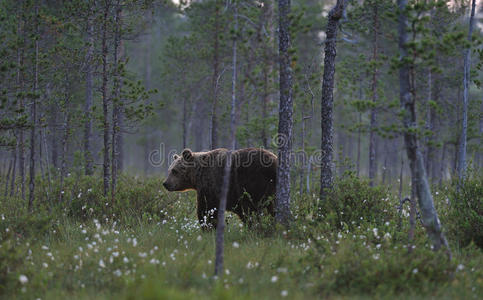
left=163, top=148, right=277, bottom=229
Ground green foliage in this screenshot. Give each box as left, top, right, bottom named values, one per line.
left=319, top=173, right=395, bottom=229
left=0, top=175, right=482, bottom=299
left=438, top=174, right=483, bottom=249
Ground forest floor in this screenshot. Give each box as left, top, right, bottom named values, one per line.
left=0, top=174, right=481, bottom=299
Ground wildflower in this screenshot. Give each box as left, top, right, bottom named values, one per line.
left=42, top=262, right=48, bottom=268
left=457, top=264, right=464, bottom=271
left=197, top=235, right=202, bottom=241
left=99, top=259, right=105, bottom=268
left=19, top=275, right=28, bottom=284
left=138, top=252, right=147, bottom=258
left=281, top=290, right=288, bottom=297
left=271, top=276, right=278, bottom=283
left=113, top=269, right=122, bottom=277
left=123, top=257, right=129, bottom=264
left=225, top=269, right=230, bottom=275
left=232, top=242, right=240, bottom=248
left=372, top=254, right=380, bottom=260
left=41, top=245, right=49, bottom=250
left=412, top=268, right=418, bottom=274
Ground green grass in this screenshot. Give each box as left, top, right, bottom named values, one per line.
left=0, top=174, right=481, bottom=299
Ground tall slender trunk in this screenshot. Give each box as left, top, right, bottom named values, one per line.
left=29, top=0, right=39, bottom=211
left=397, top=0, right=450, bottom=255
left=368, top=2, right=379, bottom=186
left=261, top=0, right=275, bottom=149
left=276, top=0, right=294, bottom=225
left=111, top=1, right=123, bottom=205
left=182, top=97, right=187, bottom=150
left=320, top=0, right=346, bottom=201
left=439, top=142, right=446, bottom=187
left=357, top=82, right=362, bottom=176
left=4, top=159, right=13, bottom=197
left=9, top=145, right=17, bottom=197
left=457, top=0, right=476, bottom=180
left=210, top=0, right=220, bottom=149
left=59, top=109, right=69, bottom=203
left=143, top=9, right=152, bottom=176
left=17, top=7, right=26, bottom=201
left=215, top=3, right=238, bottom=276
left=102, top=0, right=111, bottom=197
left=84, top=7, right=95, bottom=176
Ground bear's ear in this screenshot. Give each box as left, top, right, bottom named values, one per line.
left=182, top=148, right=194, bottom=161
left=173, top=154, right=180, bottom=160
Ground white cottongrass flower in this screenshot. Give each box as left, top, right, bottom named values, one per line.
left=271, top=276, right=278, bottom=283
left=412, top=268, right=418, bottom=274
left=99, top=259, right=105, bottom=268
left=41, top=245, right=49, bottom=250
left=19, top=275, right=28, bottom=284
left=123, top=257, right=129, bottom=263
left=113, top=269, right=122, bottom=277
left=457, top=264, right=464, bottom=271
left=281, top=290, right=288, bottom=297
left=372, top=254, right=380, bottom=260
left=232, top=242, right=240, bottom=248
left=138, top=252, right=147, bottom=258
left=42, top=262, right=48, bottom=268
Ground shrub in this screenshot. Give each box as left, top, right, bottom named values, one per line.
left=439, top=174, right=483, bottom=249
left=318, top=173, right=395, bottom=229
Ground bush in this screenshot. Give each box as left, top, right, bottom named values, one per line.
left=439, top=175, right=483, bottom=249
left=318, top=173, right=395, bottom=229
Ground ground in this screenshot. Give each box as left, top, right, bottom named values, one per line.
left=0, top=175, right=481, bottom=299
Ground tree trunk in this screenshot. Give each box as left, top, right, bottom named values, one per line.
left=210, top=0, right=220, bottom=149
left=276, top=0, right=294, bottom=225
left=397, top=0, right=450, bottom=255
left=320, top=0, right=346, bottom=201
left=17, top=7, right=26, bottom=201
left=4, top=159, right=13, bottom=198
left=368, top=2, right=379, bottom=186
left=143, top=9, right=152, bottom=176
left=214, top=3, right=238, bottom=276
left=261, top=0, right=275, bottom=149
left=9, top=145, right=17, bottom=197
left=29, top=0, right=39, bottom=211
left=59, top=110, right=69, bottom=203
left=102, top=1, right=111, bottom=197
left=457, top=0, right=476, bottom=180
left=111, top=1, right=122, bottom=206
left=84, top=7, right=94, bottom=176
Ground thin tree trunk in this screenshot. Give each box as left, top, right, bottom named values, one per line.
left=143, top=9, right=152, bottom=176
left=9, top=145, right=17, bottom=197
left=29, top=0, right=39, bottom=211
left=457, top=0, right=476, bottom=180
left=320, top=0, right=346, bottom=201
left=368, top=2, right=379, bottom=186
left=214, top=3, right=238, bottom=276
left=102, top=0, right=111, bottom=197
left=84, top=6, right=95, bottom=176
left=111, top=1, right=122, bottom=206
left=276, top=0, right=294, bottom=225
left=59, top=110, right=69, bottom=203
left=397, top=0, right=450, bottom=255
left=439, top=142, right=446, bottom=187
left=17, top=7, right=26, bottom=201
left=4, top=159, right=13, bottom=198
left=261, top=0, right=275, bottom=149
left=210, top=0, right=220, bottom=149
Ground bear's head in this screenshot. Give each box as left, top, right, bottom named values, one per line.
left=163, top=149, right=196, bottom=192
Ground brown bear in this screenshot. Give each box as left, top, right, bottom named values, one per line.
left=162, top=147, right=277, bottom=229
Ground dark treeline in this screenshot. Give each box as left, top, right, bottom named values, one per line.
left=0, top=0, right=482, bottom=204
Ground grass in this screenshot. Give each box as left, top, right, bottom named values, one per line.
left=0, top=173, right=481, bottom=299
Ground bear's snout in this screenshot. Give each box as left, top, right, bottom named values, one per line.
left=162, top=181, right=171, bottom=191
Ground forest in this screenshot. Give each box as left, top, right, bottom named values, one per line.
left=0, top=0, right=482, bottom=299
